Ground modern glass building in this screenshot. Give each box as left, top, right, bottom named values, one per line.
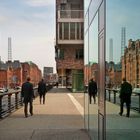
left=84, top=0, right=106, bottom=140
left=84, top=0, right=140, bottom=140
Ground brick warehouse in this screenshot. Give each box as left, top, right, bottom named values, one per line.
left=0, top=60, right=42, bottom=88
left=122, top=39, right=140, bottom=87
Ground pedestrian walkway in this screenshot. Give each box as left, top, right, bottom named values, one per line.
left=0, top=88, right=90, bottom=140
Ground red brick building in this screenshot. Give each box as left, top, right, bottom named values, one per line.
left=0, top=61, right=42, bottom=88
left=107, top=62, right=122, bottom=88
left=84, top=63, right=98, bottom=86
left=122, top=39, right=140, bottom=87
left=0, top=69, right=7, bottom=88
left=21, top=62, right=42, bottom=86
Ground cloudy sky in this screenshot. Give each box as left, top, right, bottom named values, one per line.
left=0, top=0, right=55, bottom=72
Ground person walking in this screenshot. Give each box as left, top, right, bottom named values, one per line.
left=88, top=77, right=97, bottom=104
left=119, top=78, right=132, bottom=117
left=21, top=77, right=34, bottom=118
left=38, top=79, right=47, bottom=104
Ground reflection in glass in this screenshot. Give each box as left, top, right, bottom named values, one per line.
left=106, top=0, right=140, bottom=139
left=88, top=13, right=98, bottom=140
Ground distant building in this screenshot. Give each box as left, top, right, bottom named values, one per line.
left=122, top=39, right=140, bottom=87
left=0, top=60, right=42, bottom=88
left=84, top=63, right=98, bottom=86
left=43, top=67, right=53, bottom=75
left=43, top=67, right=54, bottom=84
left=55, top=0, right=84, bottom=92
left=108, top=61, right=122, bottom=88
left=21, top=61, right=42, bottom=86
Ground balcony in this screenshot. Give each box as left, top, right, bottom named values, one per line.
left=58, top=10, right=84, bottom=22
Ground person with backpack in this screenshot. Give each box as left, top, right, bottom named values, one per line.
left=119, top=78, right=132, bottom=117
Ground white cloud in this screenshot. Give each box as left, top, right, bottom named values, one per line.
left=0, top=15, right=9, bottom=23
left=24, top=0, right=55, bottom=7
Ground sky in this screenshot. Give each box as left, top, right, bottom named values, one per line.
left=85, top=0, right=140, bottom=64
left=0, top=0, right=56, bottom=73
left=106, top=0, right=140, bottom=63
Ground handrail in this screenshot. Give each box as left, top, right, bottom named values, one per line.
left=0, top=85, right=53, bottom=119
left=0, top=88, right=38, bottom=119
left=106, top=88, right=140, bottom=113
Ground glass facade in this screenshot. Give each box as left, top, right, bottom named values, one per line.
left=85, top=0, right=140, bottom=139
left=106, top=0, right=140, bottom=140
left=84, top=0, right=105, bottom=140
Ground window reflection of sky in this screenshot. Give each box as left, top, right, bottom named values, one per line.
left=106, top=0, right=140, bottom=63
left=89, top=14, right=98, bottom=64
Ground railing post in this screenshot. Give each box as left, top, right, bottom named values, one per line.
left=113, top=90, right=116, bottom=104
left=15, top=92, right=18, bottom=109
left=109, top=90, right=111, bottom=101
left=8, top=94, right=12, bottom=113
left=139, top=95, right=140, bottom=113
left=20, top=93, right=23, bottom=106
left=0, top=96, right=2, bottom=118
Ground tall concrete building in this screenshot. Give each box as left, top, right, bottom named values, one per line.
left=55, top=0, right=84, bottom=91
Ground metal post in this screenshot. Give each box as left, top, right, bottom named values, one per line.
left=109, top=90, right=111, bottom=101
left=113, top=90, right=116, bottom=104
left=8, top=94, right=12, bottom=113
left=0, top=96, right=2, bottom=118
left=15, top=93, right=18, bottom=109
left=139, top=95, right=140, bottom=113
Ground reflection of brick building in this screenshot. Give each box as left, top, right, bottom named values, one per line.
left=107, top=61, right=122, bottom=88
left=122, top=39, right=140, bottom=87
left=84, top=63, right=98, bottom=85
left=0, top=60, right=42, bottom=88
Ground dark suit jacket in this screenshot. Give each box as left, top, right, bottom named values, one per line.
left=88, top=80, right=97, bottom=95
left=38, top=81, right=47, bottom=95
left=21, top=81, right=34, bottom=103
left=120, top=81, right=132, bottom=103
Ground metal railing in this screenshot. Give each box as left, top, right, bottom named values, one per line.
left=106, top=88, right=140, bottom=113
left=58, top=10, right=84, bottom=19
left=0, top=85, right=53, bottom=119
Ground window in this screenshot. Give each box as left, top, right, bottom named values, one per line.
left=76, top=49, right=83, bottom=59
left=58, top=49, right=64, bottom=59
left=59, top=23, right=62, bottom=39
left=70, top=23, right=75, bottom=39
left=64, top=23, right=69, bottom=39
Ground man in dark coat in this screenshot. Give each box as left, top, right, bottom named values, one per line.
left=119, top=78, right=132, bottom=117
left=88, top=78, right=97, bottom=104
left=21, top=77, right=34, bottom=118
left=38, top=79, right=47, bottom=104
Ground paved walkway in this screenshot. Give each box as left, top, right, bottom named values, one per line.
left=0, top=88, right=90, bottom=140
left=1, top=87, right=140, bottom=140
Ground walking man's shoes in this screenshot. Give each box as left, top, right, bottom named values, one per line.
left=119, top=112, right=122, bottom=116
